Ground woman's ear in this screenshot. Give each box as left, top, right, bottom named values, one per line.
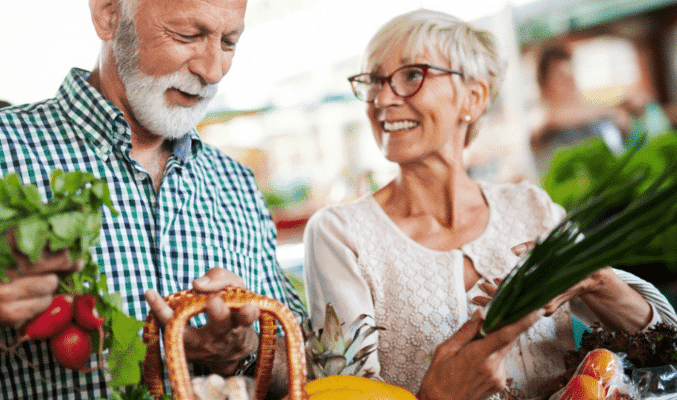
left=462, top=79, right=490, bottom=124
left=90, top=0, right=121, bottom=41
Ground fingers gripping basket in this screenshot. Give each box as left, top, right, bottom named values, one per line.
left=142, top=288, right=307, bottom=400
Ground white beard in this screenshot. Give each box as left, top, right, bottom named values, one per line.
left=121, top=69, right=217, bottom=139
left=113, top=17, right=218, bottom=139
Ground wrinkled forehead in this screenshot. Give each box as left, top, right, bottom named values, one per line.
left=130, top=0, right=247, bottom=19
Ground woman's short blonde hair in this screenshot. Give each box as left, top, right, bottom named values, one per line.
left=362, top=9, right=505, bottom=144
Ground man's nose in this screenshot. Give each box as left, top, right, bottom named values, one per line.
left=188, top=40, right=230, bottom=85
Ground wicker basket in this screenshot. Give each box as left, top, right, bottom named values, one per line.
left=142, top=288, right=307, bottom=400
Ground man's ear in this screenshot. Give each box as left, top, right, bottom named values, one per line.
left=90, top=0, right=121, bottom=41
left=462, top=79, right=490, bottom=123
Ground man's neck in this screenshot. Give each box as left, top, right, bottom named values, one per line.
left=130, top=137, right=172, bottom=192
left=87, top=62, right=172, bottom=192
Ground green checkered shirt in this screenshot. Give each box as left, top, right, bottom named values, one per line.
left=0, top=68, right=307, bottom=399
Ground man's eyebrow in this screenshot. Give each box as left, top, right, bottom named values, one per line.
left=192, top=23, right=243, bottom=37
left=224, top=26, right=244, bottom=36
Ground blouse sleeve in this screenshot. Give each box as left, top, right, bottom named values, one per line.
left=533, top=186, right=677, bottom=330
left=570, top=268, right=677, bottom=330
left=303, top=207, right=382, bottom=377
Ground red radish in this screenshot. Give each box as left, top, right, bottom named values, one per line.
left=49, top=324, right=93, bottom=371
left=9, top=295, right=73, bottom=352
left=73, top=294, right=106, bottom=369
left=73, top=294, right=105, bottom=331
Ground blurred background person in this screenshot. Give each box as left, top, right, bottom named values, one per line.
left=529, top=45, right=649, bottom=174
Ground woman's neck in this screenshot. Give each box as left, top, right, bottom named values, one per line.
left=377, top=160, right=483, bottom=228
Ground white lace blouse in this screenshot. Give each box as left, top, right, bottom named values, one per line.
left=303, top=181, right=675, bottom=398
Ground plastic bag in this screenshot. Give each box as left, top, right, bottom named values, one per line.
left=631, top=364, right=677, bottom=399
left=549, top=348, right=677, bottom=399
left=549, top=349, right=631, bottom=400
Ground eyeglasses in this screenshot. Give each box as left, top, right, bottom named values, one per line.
left=348, top=63, right=464, bottom=103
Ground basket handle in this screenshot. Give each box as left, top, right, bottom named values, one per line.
left=142, top=288, right=307, bottom=400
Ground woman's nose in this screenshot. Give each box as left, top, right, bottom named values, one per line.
left=373, top=81, right=403, bottom=108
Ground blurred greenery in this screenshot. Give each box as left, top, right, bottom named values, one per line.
left=284, top=269, right=306, bottom=308
left=541, top=132, right=677, bottom=282
left=263, top=183, right=311, bottom=211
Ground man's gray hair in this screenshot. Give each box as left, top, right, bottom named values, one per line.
left=118, top=0, right=138, bottom=20
left=113, top=0, right=139, bottom=80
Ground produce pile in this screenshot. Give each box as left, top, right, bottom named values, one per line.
left=0, top=171, right=155, bottom=398
left=540, top=323, right=677, bottom=400
left=566, top=322, right=677, bottom=372
left=551, top=348, right=625, bottom=400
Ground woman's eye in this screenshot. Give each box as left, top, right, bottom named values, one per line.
left=404, top=69, right=424, bottom=81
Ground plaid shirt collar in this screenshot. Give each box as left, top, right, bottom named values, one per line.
left=56, top=68, right=203, bottom=165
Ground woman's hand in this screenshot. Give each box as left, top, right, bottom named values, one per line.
left=510, top=241, right=652, bottom=331
left=470, top=278, right=501, bottom=308
left=418, top=307, right=545, bottom=400
left=144, top=267, right=260, bottom=376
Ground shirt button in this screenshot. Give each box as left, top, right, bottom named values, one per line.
left=135, top=173, right=145, bottom=183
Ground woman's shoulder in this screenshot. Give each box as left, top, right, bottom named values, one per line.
left=306, top=194, right=376, bottom=231
left=479, top=180, right=565, bottom=230
left=480, top=180, right=554, bottom=207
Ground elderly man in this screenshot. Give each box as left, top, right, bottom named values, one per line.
left=0, top=0, right=305, bottom=398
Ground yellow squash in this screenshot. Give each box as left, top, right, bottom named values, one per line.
left=303, top=375, right=417, bottom=400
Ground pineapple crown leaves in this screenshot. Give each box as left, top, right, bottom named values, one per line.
left=302, top=303, right=384, bottom=380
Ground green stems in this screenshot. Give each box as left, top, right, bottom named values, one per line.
left=481, top=158, right=677, bottom=336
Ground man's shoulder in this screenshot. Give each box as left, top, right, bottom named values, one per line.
left=0, top=98, right=61, bottom=126
left=0, top=99, right=66, bottom=147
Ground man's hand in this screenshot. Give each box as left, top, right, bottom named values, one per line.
left=144, top=267, right=261, bottom=376
left=0, top=228, right=82, bottom=328
left=417, top=307, right=545, bottom=400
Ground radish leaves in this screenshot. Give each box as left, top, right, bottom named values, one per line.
left=0, top=170, right=147, bottom=389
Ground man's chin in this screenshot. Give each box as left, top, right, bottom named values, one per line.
left=139, top=111, right=206, bottom=140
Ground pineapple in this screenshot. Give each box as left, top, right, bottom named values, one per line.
left=302, top=303, right=384, bottom=381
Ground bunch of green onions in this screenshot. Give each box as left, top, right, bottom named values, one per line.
left=481, top=139, right=677, bottom=336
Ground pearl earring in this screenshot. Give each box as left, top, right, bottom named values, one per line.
left=464, top=115, right=471, bottom=122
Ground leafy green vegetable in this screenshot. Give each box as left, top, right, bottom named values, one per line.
left=107, top=309, right=147, bottom=387
left=542, top=134, right=677, bottom=274
left=481, top=135, right=677, bottom=336
left=102, top=385, right=173, bottom=400
left=0, top=169, right=117, bottom=276
left=0, top=170, right=147, bottom=390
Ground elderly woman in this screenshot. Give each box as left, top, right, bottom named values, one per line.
left=303, top=9, right=677, bottom=400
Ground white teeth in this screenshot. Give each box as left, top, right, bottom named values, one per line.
left=383, top=120, right=419, bottom=132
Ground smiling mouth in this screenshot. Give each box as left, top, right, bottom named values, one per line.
left=383, top=120, right=420, bottom=132
left=166, top=88, right=202, bottom=107
left=175, top=89, right=200, bottom=100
